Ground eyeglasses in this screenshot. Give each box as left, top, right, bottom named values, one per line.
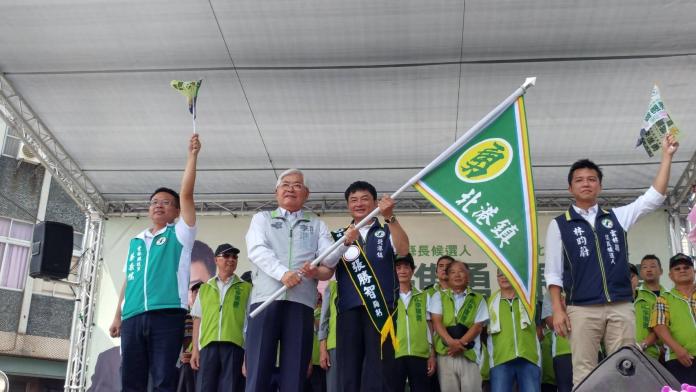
left=279, top=182, right=304, bottom=191
left=150, top=199, right=175, bottom=207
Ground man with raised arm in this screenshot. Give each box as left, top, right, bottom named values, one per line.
left=544, top=134, right=679, bottom=386
left=109, top=134, right=200, bottom=392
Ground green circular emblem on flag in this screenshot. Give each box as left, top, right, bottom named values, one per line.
left=455, top=138, right=514, bottom=183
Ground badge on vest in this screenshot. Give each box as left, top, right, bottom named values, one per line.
left=343, top=245, right=360, bottom=262
left=601, top=218, right=613, bottom=229
left=156, top=237, right=167, bottom=246
left=374, top=229, right=386, bottom=238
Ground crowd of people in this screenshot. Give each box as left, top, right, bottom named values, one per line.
left=107, top=133, right=694, bottom=392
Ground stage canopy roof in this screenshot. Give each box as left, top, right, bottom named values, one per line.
left=1, top=0, right=695, bottom=215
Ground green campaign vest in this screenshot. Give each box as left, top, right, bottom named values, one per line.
left=327, top=280, right=338, bottom=350
left=486, top=294, right=540, bottom=368
left=424, top=283, right=444, bottom=298
left=434, top=288, right=483, bottom=363
left=312, top=307, right=321, bottom=365
left=122, top=225, right=185, bottom=320
left=480, top=341, right=490, bottom=381
left=634, top=285, right=665, bottom=360
left=551, top=332, right=571, bottom=358
left=540, top=330, right=556, bottom=386
left=198, top=276, right=251, bottom=349
left=660, top=289, right=696, bottom=360
left=395, top=289, right=430, bottom=359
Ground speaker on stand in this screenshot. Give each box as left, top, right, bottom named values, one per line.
left=29, top=221, right=74, bottom=280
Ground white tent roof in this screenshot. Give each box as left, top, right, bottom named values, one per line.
left=1, top=0, right=695, bottom=213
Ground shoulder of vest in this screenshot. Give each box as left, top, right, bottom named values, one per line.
left=301, top=210, right=318, bottom=221
left=422, top=283, right=435, bottom=291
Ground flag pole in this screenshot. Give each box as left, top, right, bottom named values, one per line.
left=250, top=77, right=536, bottom=318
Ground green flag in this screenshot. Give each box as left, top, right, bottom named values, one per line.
left=414, top=96, right=538, bottom=316
left=636, top=84, right=680, bottom=157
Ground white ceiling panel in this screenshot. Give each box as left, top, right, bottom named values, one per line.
left=0, top=1, right=693, bottom=210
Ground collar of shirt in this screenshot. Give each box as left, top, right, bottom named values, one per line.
left=278, top=207, right=304, bottom=220
left=572, top=204, right=599, bottom=226
left=214, top=274, right=237, bottom=293
left=357, top=218, right=378, bottom=240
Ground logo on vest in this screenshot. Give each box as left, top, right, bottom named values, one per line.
left=601, top=218, right=613, bottom=229
left=155, top=237, right=167, bottom=246
left=343, top=245, right=360, bottom=262
left=455, top=138, right=513, bottom=183
left=374, top=229, right=386, bottom=238
left=271, top=221, right=283, bottom=229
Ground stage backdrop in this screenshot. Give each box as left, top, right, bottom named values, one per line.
left=86, top=209, right=671, bottom=389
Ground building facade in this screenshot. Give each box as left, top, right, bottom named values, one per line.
left=0, top=121, right=85, bottom=392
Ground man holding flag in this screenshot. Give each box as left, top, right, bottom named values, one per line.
left=545, top=134, right=679, bottom=386
left=305, top=181, right=410, bottom=391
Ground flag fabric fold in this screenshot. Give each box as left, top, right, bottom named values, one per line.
left=414, top=96, right=538, bottom=316
left=636, top=85, right=680, bottom=157
left=171, top=80, right=202, bottom=118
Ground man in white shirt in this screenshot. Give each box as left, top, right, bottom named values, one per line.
left=244, top=169, right=354, bottom=392
left=544, top=134, right=679, bottom=386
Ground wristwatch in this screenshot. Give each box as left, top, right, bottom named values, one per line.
left=384, top=215, right=397, bottom=224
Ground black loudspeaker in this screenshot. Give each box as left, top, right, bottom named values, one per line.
left=29, top=221, right=74, bottom=280
left=574, top=345, right=680, bottom=391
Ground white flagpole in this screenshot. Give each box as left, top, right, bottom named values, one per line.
left=192, top=102, right=197, bottom=134
left=250, top=77, right=536, bottom=318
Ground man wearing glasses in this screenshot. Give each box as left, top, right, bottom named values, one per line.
left=109, top=134, right=200, bottom=392
left=244, top=169, right=357, bottom=392
left=190, top=243, right=251, bottom=391
left=649, top=253, right=696, bottom=385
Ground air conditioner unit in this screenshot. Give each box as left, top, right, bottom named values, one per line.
left=16, top=142, right=40, bottom=165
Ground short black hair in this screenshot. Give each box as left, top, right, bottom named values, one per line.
left=445, top=260, right=469, bottom=275
left=344, top=181, right=377, bottom=201
left=567, top=159, right=603, bottom=186
left=628, top=263, right=639, bottom=277
left=395, top=253, right=415, bottom=270
left=640, top=254, right=662, bottom=269
left=437, top=255, right=455, bottom=266
left=149, top=187, right=180, bottom=208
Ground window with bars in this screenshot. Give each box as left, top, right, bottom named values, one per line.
left=0, top=216, right=33, bottom=290
left=1, top=124, right=22, bottom=158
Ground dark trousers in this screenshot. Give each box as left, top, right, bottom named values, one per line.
left=552, top=354, right=572, bottom=392
left=245, top=301, right=314, bottom=392
left=664, top=359, right=696, bottom=386
left=177, top=363, right=196, bottom=392
left=197, top=342, right=245, bottom=391
left=393, top=356, right=430, bottom=392
left=304, top=365, right=326, bottom=392
left=121, top=309, right=187, bottom=392
left=336, top=306, right=396, bottom=392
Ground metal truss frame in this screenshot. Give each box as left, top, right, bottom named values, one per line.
left=0, top=74, right=107, bottom=392
left=65, top=214, right=104, bottom=391
left=105, top=192, right=646, bottom=216
left=667, top=148, right=696, bottom=255
left=0, top=74, right=107, bottom=215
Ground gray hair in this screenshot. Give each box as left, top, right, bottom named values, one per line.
left=275, top=168, right=309, bottom=190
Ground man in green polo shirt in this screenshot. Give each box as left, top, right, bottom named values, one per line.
left=635, top=254, right=666, bottom=360
left=109, top=134, right=200, bottom=392
left=486, top=270, right=540, bottom=392
left=190, top=243, right=251, bottom=391
left=431, top=260, right=488, bottom=392
left=649, top=253, right=696, bottom=385
left=393, top=253, right=437, bottom=391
